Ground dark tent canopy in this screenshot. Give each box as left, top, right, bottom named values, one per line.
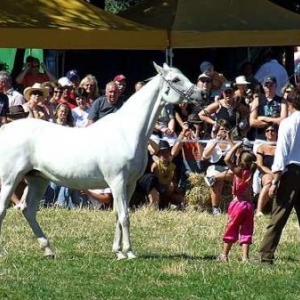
left=119, top=0, right=300, bottom=48
left=0, top=0, right=167, bottom=49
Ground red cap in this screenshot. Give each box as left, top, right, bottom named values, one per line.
left=114, top=74, right=126, bottom=82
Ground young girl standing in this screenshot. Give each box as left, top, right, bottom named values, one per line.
left=218, top=141, right=257, bottom=262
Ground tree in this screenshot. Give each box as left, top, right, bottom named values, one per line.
left=269, top=0, right=300, bottom=13
left=105, top=0, right=143, bottom=14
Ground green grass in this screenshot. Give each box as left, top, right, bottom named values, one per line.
left=0, top=208, right=299, bottom=300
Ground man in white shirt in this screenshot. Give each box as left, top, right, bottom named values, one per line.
left=254, top=53, right=289, bottom=96
left=258, top=89, right=300, bottom=264
left=0, top=71, right=25, bottom=106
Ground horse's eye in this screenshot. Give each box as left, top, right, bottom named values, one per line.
left=172, top=78, right=180, bottom=83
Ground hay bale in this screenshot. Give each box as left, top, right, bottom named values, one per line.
left=184, top=172, right=232, bottom=212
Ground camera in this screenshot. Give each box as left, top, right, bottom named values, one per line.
left=187, top=122, right=196, bottom=131
left=242, top=138, right=252, bottom=150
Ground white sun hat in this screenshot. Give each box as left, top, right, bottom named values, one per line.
left=235, top=75, right=250, bottom=85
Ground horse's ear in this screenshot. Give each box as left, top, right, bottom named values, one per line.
left=162, top=63, right=171, bottom=71
left=153, top=62, right=163, bottom=75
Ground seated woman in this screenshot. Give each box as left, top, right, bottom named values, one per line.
left=202, top=119, right=234, bottom=215
left=255, top=123, right=278, bottom=217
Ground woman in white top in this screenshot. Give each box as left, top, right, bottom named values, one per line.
left=203, top=119, right=234, bottom=215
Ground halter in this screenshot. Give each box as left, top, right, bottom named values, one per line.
left=160, top=74, right=197, bottom=101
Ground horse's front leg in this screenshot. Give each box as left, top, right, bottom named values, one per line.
left=112, top=215, right=126, bottom=260
left=111, top=181, right=136, bottom=260
left=23, top=176, right=55, bottom=258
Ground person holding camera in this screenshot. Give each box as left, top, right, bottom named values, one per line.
left=202, top=119, right=234, bottom=215
left=15, top=56, right=56, bottom=89
left=172, top=114, right=206, bottom=189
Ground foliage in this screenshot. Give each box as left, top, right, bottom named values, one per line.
left=1, top=208, right=300, bottom=299
left=105, top=0, right=143, bottom=14
left=0, top=61, right=8, bottom=72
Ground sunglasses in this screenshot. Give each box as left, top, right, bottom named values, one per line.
left=265, top=129, right=275, bottom=133
left=62, top=86, right=72, bottom=91
left=53, top=90, right=62, bottom=94
left=30, top=91, right=43, bottom=97
left=31, top=64, right=40, bottom=68
left=224, top=90, right=233, bottom=94
left=264, top=83, right=275, bottom=88
left=199, top=79, right=212, bottom=83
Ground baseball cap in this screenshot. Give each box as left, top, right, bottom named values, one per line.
left=263, top=76, right=277, bottom=85
left=200, top=61, right=213, bottom=73
left=198, top=73, right=211, bottom=81
left=66, top=69, right=79, bottom=80
left=221, top=81, right=234, bottom=91
left=114, top=74, right=126, bottom=82
left=159, top=140, right=171, bottom=151
left=58, top=77, right=72, bottom=87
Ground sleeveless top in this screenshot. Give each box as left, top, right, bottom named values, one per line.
left=256, top=95, right=282, bottom=139
left=232, top=169, right=253, bottom=201
left=215, top=104, right=237, bottom=130
left=256, top=153, right=274, bottom=170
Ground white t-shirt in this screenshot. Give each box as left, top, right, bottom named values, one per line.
left=72, top=107, right=90, bottom=128
left=88, top=188, right=111, bottom=209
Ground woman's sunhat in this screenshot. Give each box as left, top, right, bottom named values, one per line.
left=23, top=83, right=49, bottom=101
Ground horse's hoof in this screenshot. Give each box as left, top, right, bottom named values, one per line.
left=44, top=253, right=55, bottom=259
left=44, top=249, right=56, bottom=259
left=127, top=251, right=137, bottom=260
left=116, top=251, right=127, bottom=260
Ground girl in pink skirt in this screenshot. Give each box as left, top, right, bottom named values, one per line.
left=217, top=140, right=257, bottom=262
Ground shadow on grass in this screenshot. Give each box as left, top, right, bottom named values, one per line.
left=139, top=253, right=217, bottom=261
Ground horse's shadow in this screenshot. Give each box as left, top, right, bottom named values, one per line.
left=139, top=253, right=217, bottom=261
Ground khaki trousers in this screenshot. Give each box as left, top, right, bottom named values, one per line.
left=260, top=164, right=300, bottom=261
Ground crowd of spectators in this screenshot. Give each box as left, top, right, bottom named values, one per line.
left=0, top=53, right=298, bottom=215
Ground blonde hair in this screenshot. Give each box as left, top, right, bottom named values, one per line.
left=238, top=150, right=256, bottom=174
left=54, top=103, right=73, bottom=127
left=79, top=74, right=99, bottom=99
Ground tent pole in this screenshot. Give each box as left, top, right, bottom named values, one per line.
left=165, top=48, right=173, bottom=66
left=247, top=47, right=251, bottom=62
left=165, top=49, right=169, bottom=65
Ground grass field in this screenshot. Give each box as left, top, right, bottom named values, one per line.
left=0, top=207, right=300, bottom=300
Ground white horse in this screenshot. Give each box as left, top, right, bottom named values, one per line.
left=0, top=63, right=202, bottom=260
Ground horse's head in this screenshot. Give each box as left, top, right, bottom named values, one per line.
left=154, top=62, right=203, bottom=105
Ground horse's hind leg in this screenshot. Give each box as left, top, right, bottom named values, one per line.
left=22, top=176, right=55, bottom=258
left=0, top=181, right=20, bottom=257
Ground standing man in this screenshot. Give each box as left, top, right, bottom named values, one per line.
left=254, top=51, right=289, bottom=96
left=250, top=76, right=288, bottom=142
left=87, top=81, right=123, bottom=125
left=113, top=74, right=128, bottom=101
left=199, top=61, right=227, bottom=97
left=258, top=89, right=300, bottom=264
left=15, top=56, right=56, bottom=89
